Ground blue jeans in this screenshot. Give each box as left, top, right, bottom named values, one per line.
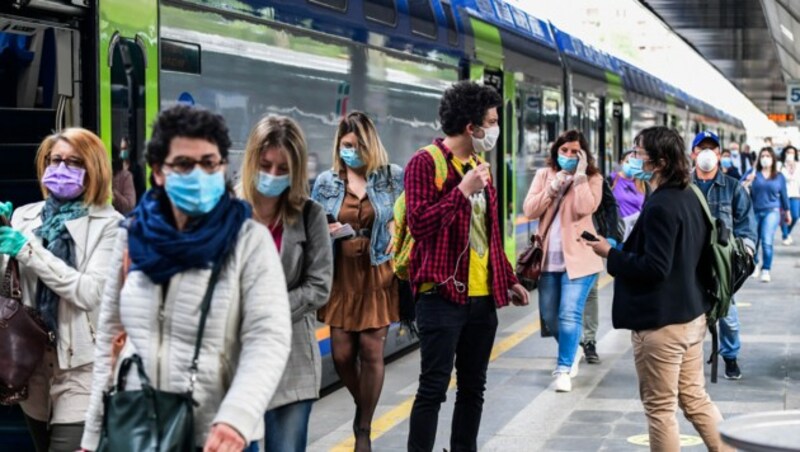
left=719, top=301, right=741, bottom=360
left=781, top=198, right=800, bottom=239
left=538, top=272, right=598, bottom=373
left=755, top=209, right=781, bottom=270
left=262, top=399, right=314, bottom=452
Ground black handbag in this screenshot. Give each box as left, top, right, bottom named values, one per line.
left=97, top=258, right=224, bottom=452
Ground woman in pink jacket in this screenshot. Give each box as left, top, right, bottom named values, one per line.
left=524, top=129, right=604, bottom=393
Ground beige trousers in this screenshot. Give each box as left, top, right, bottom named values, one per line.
left=632, top=315, right=732, bottom=452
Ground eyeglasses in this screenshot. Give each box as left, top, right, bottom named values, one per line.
left=633, top=148, right=649, bottom=159
left=163, top=157, right=226, bottom=174
left=46, top=155, right=85, bottom=169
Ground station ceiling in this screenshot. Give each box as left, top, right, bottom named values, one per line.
left=641, top=0, right=800, bottom=122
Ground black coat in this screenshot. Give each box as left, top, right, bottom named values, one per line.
left=607, top=184, right=712, bottom=331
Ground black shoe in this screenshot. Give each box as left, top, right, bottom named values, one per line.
left=582, top=341, right=600, bottom=364
left=724, top=358, right=742, bottom=380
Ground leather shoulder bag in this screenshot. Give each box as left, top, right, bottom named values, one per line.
left=0, top=216, right=52, bottom=406
left=97, top=257, right=225, bottom=452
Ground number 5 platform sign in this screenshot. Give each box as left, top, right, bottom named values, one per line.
left=788, top=80, right=800, bottom=106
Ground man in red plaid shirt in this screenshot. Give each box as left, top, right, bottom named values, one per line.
left=406, top=81, right=529, bottom=452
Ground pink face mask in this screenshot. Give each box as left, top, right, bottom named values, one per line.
left=42, top=162, right=86, bottom=200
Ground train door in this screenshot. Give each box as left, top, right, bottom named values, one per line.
left=605, top=99, right=624, bottom=172
left=100, top=0, right=158, bottom=197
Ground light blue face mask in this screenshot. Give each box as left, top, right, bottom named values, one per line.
left=339, top=147, right=365, bottom=169
left=627, top=157, right=653, bottom=181
left=165, top=167, right=226, bottom=216
left=622, top=161, right=636, bottom=178
left=557, top=155, right=578, bottom=172
left=256, top=171, right=290, bottom=198
left=721, top=157, right=733, bottom=169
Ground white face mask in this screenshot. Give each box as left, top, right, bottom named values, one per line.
left=760, top=157, right=773, bottom=168
left=471, top=125, right=500, bottom=153
left=696, top=150, right=719, bottom=172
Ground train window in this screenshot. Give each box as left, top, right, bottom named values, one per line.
left=409, top=0, right=437, bottom=39
left=308, top=0, right=347, bottom=12
left=161, top=39, right=201, bottom=74
left=441, top=2, right=458, bottom=45
left=365, top=0, right=397, bottom=26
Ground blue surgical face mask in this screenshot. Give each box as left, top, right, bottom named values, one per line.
left=557, top=155, right=578, bottom=172
left=340, top=147, right=365, bottom=169
left=622, top=161, right=636, bottom=178
left=721, top=157, right=733, bottom=169
left=627, top=157, right=653, bottom=181
left=256, top=171, right=290, bottom=198
left=165, top=167, right=226, bottom=217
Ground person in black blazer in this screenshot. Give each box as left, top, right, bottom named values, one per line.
left=585, top=126, right=730, bottom=452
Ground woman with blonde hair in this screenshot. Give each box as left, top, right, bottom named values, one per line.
left=0, top=128, right=122, bottom=451
left=311, top=111, right=403, bottom=451
left=239, top=115, right=333, bottom=451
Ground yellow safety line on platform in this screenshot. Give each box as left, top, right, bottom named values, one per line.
left=329, top=275, right=613, bottom=451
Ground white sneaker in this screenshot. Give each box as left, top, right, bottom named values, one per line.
left=783, top=236, right=794, bottom=246
left=555, top=372, right=572, bottom=392
left=569, top=347, right=583, bottom=378
left=761, top=271, right=771, bottom=282
left=752, top=264, right=761, bottom=279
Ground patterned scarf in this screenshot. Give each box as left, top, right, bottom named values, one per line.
left=33, top=196, right=88, bottom=336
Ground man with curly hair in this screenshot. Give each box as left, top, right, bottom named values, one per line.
left=405, top=81, right=529, bottom=452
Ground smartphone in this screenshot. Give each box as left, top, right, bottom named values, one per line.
left=326, top=213, right=336, bottom=224
left=581, top=231, right=600, bottom=242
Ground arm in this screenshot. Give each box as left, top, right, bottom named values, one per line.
left=523, top=169, right=553, bottom=219
left=112, top=172, right=137, bottom=214
left=80, top=229, right=127, bottom=450
left=213, top=225, right=291, bottom=442
left=732, top=183, right=757, bottom=251
left=779, top=174, right=791, bottom=212
left=571, top=174, right=603, bottom=218
left=15, top=214, right=121, bottom=312
left=405, top=152, right=470, bottom=241
left=288, top=205, right=333, bottom=323
left=606, top=204, right=678, bottom=283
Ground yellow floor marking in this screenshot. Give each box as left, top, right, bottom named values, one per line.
left=737, top=302, right=752, bottom=307
left=330, top=274, right=613, bottom=451
left=627, top=434, right=704, bottom=447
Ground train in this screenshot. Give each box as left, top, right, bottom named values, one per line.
left=0, top=0, right=744, bottom=446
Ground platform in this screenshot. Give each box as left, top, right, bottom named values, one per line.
left=308, top=232, right=800, bottom=451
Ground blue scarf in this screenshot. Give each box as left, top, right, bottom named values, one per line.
left=34, top=196, right=88, bottom=336
left=126, top=188, right=251, bottom=284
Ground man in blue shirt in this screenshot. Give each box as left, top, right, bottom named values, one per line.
left=691, top=131, right=757, bottom=380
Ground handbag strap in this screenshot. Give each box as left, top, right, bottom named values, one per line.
left=538, top=180, right=572, bottom=239
left=187, top=257, right=226, bottom=393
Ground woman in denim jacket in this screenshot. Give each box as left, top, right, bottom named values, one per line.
left=311, top=111, right=403, bottom=451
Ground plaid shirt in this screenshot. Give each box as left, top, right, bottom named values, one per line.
left=404, top=138, right=518, bottom=307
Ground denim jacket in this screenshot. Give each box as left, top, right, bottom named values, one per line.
left=311, top=164, right=404, bottom=265
left=692, top=170, right=757, bottom=251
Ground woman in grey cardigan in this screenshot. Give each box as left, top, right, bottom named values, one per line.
left=239, top=115, right=333, bottom=452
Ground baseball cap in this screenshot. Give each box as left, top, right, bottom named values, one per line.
left=692, top=131, right=720, bottom=149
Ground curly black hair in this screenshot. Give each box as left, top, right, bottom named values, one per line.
left=146, top=104, right=232, bottom=166
left=439, top=81, right=502, bottom=136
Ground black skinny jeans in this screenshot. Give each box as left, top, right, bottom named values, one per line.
left=408, top=293, right=498, bottom=452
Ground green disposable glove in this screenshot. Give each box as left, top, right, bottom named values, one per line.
left=0, top=226, right=28, bottom=256
left=0, top=201, right=12, bottom=220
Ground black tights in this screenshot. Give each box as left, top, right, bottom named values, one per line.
left=330, top=326, right=388, bottom=451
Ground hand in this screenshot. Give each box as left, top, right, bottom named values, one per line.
left=584, top=235, right=612, bottom=258
left=0, top=201, right=12, bottom=220
left=785, top=211, right=792, bottom=225
left=328, top=222, right=343, bottom=235
left=547, top=171, right=570, bottom=198
left=576, top=150, right=589, bottom=175
left=458, top=162, right=491, bottom=197
left=509, top=283, right=529, bottom=306
left=203, top=423, right=245, bottom=452
left=0, top=226, right=28, bottom=257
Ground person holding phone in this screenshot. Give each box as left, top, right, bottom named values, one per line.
left=310, top=112, right=403, bottom=452
left=523, top=129, right=604, bottom=393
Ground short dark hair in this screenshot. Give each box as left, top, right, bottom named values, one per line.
left=146, top=104, right=231, bottom=167
left=548, top=129, right=599, bottom=176
left=439, top=81, right=502, bottom=136
left=634, top=126, right=690, bottom=189
left=781, top=145, right=798, bottom=163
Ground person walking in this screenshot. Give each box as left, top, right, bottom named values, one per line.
left=524, top=129, right=604, bottom=392
left=0, top=128, right=122, bottom=452
left=311, top=111, right=403, bottom=452
left=404, top=81, right=528, bottom=452
left=742, top=147, right=791, bottom=282
left=587, top=126, right=731, bottom=452
left=80, top=105, right=292, bottom=452
left=779, top=146, right=799, bottom=245
left=239, top=115, right=333, bottom=451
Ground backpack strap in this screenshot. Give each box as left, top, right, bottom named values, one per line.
left=421, top=144, right=448, bottom=192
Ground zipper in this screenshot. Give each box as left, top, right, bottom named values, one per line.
left=156, top=284, right=167, bottom=386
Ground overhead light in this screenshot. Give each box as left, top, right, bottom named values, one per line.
left=781, top=23, right=794, bottom=41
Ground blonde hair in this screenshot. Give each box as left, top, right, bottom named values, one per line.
left=35, top=128, right=112, bottom=206
left=331, top=111, right=389, bottom=174
left=240, top=115, right=308, bottom=225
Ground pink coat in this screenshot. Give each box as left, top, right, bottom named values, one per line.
left=523, top=167, right=604, bottom=279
